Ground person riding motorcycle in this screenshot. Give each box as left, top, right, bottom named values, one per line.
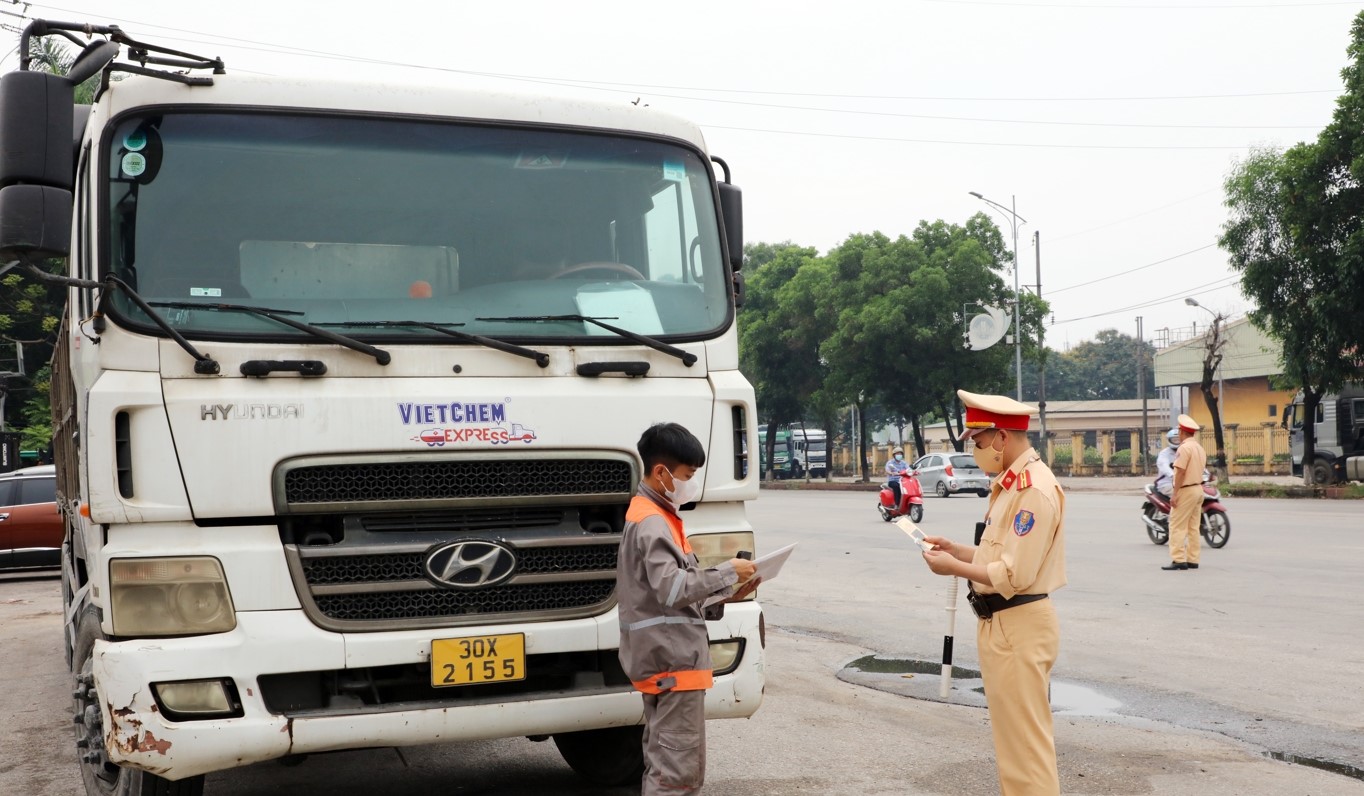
left=1154, top=428, right=1179, bottom=500
left=885, top=447, right=910, bottom=506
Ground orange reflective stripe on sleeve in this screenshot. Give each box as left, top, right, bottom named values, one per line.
left=631, top=668, right=714, bottom=694
left=627, top=495, right=691, bottom=555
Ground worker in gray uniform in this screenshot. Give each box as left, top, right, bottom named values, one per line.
left=617, top=422, right=759, bottom=795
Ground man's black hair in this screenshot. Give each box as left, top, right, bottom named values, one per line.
left=637, top=422, right=706, bottom=472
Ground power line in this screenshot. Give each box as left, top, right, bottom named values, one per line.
left=1051, top=276, right=1241, bottom=324
left=920, top=0, right=1361, bottom=7
left=1048, top=243, right=1220, bottom=294
left=21, top=2, right=1348, bottom=106
left=703, top=124, right=1254, bottom=151
left=1045, top=188, right=1222, bottom=244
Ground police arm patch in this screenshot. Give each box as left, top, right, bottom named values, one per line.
left=1013, top=510, right=1035, bottom=536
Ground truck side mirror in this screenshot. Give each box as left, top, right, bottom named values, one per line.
left=0, top=70, right=79, bottom=259
left=0, top=185, right=72, bottom=259
left=0, top=71, right=76, bottom=189
left=718, top=181, right=743, bottom=272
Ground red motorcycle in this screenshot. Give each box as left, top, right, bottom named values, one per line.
left=878, top=470, right=925, bottom=524
left=1140, top=477, right=1230, bottom=548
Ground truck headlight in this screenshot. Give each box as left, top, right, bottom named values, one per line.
left=709, top=640, right=745, bottom=675
left=689, top=532, right=757, bottom=602
left=110, top=557, right=236, bottom=636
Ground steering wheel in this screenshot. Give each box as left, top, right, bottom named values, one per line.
left=550, top=261, right=646, bottom=280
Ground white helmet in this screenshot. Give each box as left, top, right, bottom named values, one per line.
left=1166, top=428, right=1180, bottom=443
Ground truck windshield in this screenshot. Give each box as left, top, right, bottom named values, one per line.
left=104, top=112, right=730, bottom=341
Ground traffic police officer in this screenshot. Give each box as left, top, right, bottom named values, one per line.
left=922, top=389, right=1066, bottom=796
left=1165, top=414, right=1207, bottom=571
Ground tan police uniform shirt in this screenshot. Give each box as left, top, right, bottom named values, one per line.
left=972, top=448, right=1067, bottom=600
left=1173, top=437, right=1208, bottom=488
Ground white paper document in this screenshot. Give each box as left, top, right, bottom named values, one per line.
left=704, top=543, right=797, bottom=606
left=895, top=517, right=934, bottom=552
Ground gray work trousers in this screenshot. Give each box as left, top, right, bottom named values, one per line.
left=640, top=689, right=706, bottom=795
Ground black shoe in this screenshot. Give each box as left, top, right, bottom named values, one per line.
left=1187, top=563, right=1199, bottom=569
left=1161, top=562, right=1189, bottom=570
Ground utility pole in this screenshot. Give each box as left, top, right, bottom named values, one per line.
left=1137, top=316, right=1148, bottom=476
left=1035, top=231, right=1047, bottom=451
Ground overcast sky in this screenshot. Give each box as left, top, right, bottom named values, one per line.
left=4, top=0, right=1360, bottom=349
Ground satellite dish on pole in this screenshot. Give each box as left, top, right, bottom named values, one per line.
left=966, top=305, right=1010, bottom=351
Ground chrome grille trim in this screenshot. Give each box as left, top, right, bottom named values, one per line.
left=285, top=535, right=623, bottom=632
left=273, top=450, right=637, bottom=514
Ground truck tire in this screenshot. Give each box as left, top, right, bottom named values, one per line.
left=73, top=611, right=206, bottom=796
left=1310, top=458, right=1335, bottom=486
left=553, top=725, right=645, bottom=786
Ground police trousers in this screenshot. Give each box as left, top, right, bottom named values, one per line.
left=641, top=689, right=706, bottom=795
left=1168, top=484, right=1202, bottom=564
left=978, top=597, right=1060, bottom=796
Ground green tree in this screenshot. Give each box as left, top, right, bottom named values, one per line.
left=1220, top=14, right=1364, bottom=483
left=738, top=242, right=824, bottom=478
left=1033, top=330, right=1156, bottom=401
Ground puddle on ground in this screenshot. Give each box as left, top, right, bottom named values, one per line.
left=1268, top=752, right=1364, bottom=782
left=845, top=654, right=979, bottom=679
left=845, top=655, right=1122, bottom=717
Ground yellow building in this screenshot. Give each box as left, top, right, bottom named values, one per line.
left=1153, top=316, right=1296, bottom=435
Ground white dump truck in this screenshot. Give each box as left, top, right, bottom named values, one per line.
left=0, top=20, right=762, bottom=795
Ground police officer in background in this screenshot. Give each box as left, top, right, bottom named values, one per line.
left=1164, top=414, right=1207, bottom=571
left=921, top=390, right=1066, bottom=796
left=1154, top=428, right=1180, bottom=500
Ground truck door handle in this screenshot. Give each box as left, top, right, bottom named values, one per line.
left=0, top=513, right=9, bottom=521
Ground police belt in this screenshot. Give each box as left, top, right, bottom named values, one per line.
left=966, top=587, right=1048, bottom=620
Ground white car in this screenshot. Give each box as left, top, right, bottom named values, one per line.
left=911, top=453, right=990, bottom=497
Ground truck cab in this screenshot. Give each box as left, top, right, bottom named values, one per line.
left=0, top=22, right=763, bottom=794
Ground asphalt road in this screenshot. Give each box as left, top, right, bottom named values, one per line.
left=2, top=487, right=1361, bottom=795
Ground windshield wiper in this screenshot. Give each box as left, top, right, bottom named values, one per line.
left=149, top=301, right=391, bottom=366
left=476, top=315, right=696, bottom=367
left=317, top=321, right=549, bottom=368
left=99, top=276, right=221, bottom=374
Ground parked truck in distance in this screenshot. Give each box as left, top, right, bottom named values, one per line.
left=790, top=427, right=827, bottom=478
left=757, top=426, right=827, bottom=479
left=1, top=20, right=765, bottom=795
left=1284, top=383, right=1364, bottom=483
left=757, top=427, right=793, bottom=479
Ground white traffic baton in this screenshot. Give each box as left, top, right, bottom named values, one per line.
left=940, top=576, right=960, bottom=699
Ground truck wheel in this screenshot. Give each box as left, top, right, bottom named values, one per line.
left=1310, top=458, right=1335, bottom=486
left=73, top=612, right=206, bottom=796
left=553, top=725, right=644, bottom=786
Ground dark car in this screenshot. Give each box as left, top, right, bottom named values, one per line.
left=0, top=464, right=62, bottom=570
left=910, top=453, right=991, bottom=497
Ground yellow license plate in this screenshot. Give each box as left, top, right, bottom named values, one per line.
left=431, top=633, right=526, bottom=687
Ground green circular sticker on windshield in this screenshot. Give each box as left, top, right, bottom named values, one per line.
left=121, top=152, right=147, bottom=177
left=123, top=130, right=148, bottom=152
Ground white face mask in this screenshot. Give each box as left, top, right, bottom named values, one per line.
left=662, top=467, right=702, bottom=509
left=894, top=454, right=904, bottom=462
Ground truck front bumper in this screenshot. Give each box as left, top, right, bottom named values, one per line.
left=93, top=604, right=764, bottom=781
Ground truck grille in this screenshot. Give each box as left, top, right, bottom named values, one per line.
left=277, top=452, right=635, bottom=631
left=288, top=539, right=621, bottom=631
left=301, top=544, right=619, bottom=585
left=315, top=580, right=617, bottom=622
left=279, top=455, right=634, bottom=512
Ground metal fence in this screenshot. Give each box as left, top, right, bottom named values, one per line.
left=827, top=424, right=1293, bottom=479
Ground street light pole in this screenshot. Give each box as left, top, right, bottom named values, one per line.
left=970, top=192, right=1027, bottom=401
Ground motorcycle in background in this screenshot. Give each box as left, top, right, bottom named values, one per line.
left=1141, top=477, right=1231, bottom=548
left=878, top=470, right=925, bottom=524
